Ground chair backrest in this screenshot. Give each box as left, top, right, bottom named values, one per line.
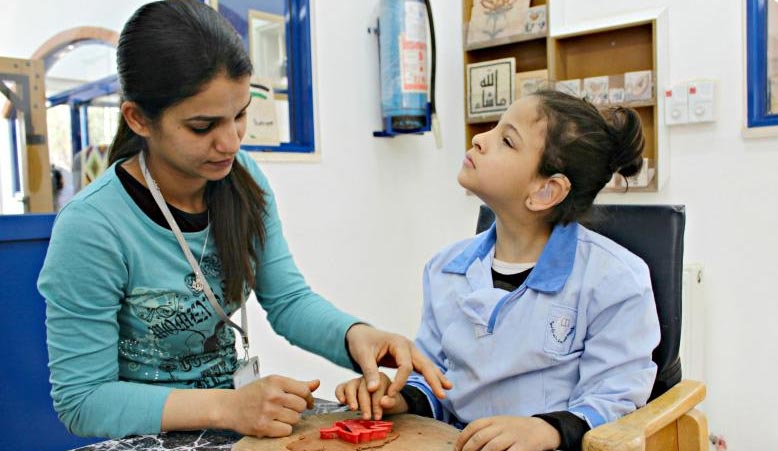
left=476, top=204, right=685, bottom=401
left=0, top=214, right=99, bottom=451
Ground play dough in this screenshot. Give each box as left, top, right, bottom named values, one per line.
left=233, top=412, right=459, bottom=451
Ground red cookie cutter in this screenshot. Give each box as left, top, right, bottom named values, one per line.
left=319, top=419, right=394, bottom=444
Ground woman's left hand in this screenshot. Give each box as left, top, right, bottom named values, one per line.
left=454, top=416, right=561, bottom=451
left=345, top=324, right=452, bottom=398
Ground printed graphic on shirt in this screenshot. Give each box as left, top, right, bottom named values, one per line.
left=131, top=293, right=215, bottom=339
left=120, top=253, right=237, bottom=387
left=544, top=305, right=577, bottom=355
left=551, top=316, right=574, bottom=343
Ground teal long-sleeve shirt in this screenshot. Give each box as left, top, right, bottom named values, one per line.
left=38, top=151, right=360, bottom=438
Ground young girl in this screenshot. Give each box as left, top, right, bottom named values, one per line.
left=38, top=0, right=448, bottom=440
left=336, top=91, right=661, bottom=451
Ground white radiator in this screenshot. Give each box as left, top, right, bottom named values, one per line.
left=679, top=263, right=705, bottom=381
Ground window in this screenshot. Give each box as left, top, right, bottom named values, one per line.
left=746, top=0, right=778, bottom=127
left=212, top=0, right=316, bottom=158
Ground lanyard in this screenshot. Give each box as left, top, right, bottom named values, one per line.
left=139, top=151, right=250, bottom=361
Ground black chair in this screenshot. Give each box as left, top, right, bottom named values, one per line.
left=476, top=204, right=708, bottom=451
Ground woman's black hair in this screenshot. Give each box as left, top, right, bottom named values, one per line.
left=109, top=0, right=266, bottom=303
left=533, top=89, right=645, bottom=225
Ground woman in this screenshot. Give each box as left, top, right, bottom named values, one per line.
left=38, top=0, right=449, bottom=439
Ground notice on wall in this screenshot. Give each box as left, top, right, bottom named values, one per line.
left=244, top=78, right=280, bottom=146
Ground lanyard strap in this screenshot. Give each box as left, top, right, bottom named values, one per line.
left=139, top=151, right=250, bottom=360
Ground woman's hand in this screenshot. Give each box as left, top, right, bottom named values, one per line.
left=224, top=375, right=319, bottom=437
left=454, top=416, right=561, bottom=451
left=335, top=372, right=409, bottom=420
left=345, top=324, right=452, bottom=399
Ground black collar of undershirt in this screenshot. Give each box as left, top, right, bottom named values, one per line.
left=115, top=163, right=209, bottom=232
left=492, top=267, right=533, bottom=292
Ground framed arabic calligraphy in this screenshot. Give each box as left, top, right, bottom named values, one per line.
left=467, top=57, right=516, bottom=123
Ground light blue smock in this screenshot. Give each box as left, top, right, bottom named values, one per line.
left=406, top=222, right=660, bottom=428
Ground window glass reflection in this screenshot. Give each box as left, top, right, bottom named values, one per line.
left=768, top=0, right=778, bottom=113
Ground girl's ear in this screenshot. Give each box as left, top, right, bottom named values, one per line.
left=121, top=101, right=152, bottom=138
left=525, top=174, right=571, bottom=212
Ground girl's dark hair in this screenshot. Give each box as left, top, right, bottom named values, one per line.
left=109, top=0, right=266, bottom=303
left=533, top=89, right=645, bottom=225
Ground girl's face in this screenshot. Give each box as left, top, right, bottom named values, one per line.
left=144, top=72, right=251, bottom=184
left=458, top=95, right=548, bottom=208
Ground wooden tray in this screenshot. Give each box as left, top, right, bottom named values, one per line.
left=234, top=411, right=459, bottom=451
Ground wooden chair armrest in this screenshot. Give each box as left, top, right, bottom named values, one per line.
left=582, top=379, right=706, bottom=451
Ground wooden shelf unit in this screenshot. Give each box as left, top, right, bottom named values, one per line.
left=464, top=29, right=547, bottom=51
left=462, top=0, right=548, bottom=151
left=462, top=4, right=669, bottom=193
left=549, top=20, right=662, bottom=193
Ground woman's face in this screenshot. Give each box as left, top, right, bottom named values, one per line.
left=458, top=95, right=548, bottom=208
left=145, top=72, right=251, bottom=184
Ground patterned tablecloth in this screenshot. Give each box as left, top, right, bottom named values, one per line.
left=69, top=399, right=347, bottom=451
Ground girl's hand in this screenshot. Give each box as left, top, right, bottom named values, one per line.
left=454, top=416, right=561, bottom=451
left=345, top=324, right=452, bottom=398
left=335, top=372, right=408, bottom=420
left=224, top=375, right=319, bottom=437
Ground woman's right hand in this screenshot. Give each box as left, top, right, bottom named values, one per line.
left=224, top=375, right=319, bottom=437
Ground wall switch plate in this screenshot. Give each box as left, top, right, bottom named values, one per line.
left=687, top=80, right=715, bottom=123
left=665, top=84, right=689, bottom=125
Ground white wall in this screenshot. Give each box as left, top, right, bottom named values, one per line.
left=0, top=1, right=146, bottom=58
left=3, top=1, right=776, bottom=449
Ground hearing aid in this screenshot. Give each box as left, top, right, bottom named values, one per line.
left=535, top=174, right=569, bottom=202
left=536, top=182, right=554, bottom=201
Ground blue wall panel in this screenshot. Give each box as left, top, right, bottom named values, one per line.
left=0, top=214, right=100, bottom=451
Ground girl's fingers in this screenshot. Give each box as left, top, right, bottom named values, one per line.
left=357, top=380, right=372, bottom=419
left=344, top=380, right=359, bottom=410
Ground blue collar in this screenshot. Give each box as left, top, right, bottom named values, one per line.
left=442, top=221, right=579, bottom=293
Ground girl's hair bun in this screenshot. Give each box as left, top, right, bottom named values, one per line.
left=604, top=107, right=645, bottom=178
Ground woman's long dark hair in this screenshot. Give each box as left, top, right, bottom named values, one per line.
left=109, top=0, right=266, bottom=303
left=533, top=89, right=646, bottom=225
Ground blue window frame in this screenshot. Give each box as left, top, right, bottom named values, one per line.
left=746, top=0, right=778, bottom=127
left=46, top=75, right=119, bottom=155
left=213, top=0, right=315, bottom=154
